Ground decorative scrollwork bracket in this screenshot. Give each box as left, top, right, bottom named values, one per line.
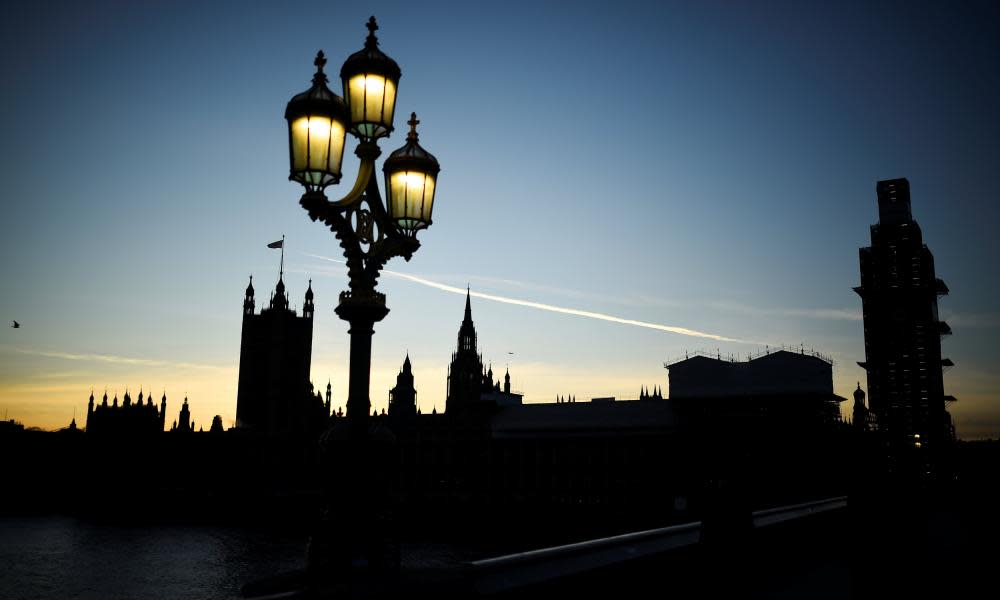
left=299, top=141, right=420, bottom=310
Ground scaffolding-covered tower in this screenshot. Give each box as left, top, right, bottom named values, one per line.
left=855, top=178, right=956, bottom=467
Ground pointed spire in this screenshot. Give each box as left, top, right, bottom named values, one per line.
left=464, top=286, right=472, bottom=322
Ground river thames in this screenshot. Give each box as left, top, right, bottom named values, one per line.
left=0, top=516, right=306, bottom=599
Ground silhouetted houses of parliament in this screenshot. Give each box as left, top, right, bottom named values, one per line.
left=235, top=274, right=329, bottom=436
left=855, top=178, right=955, bottom=456
left=353, top=294, right=847, bottom=535
left=86, top=389, right=166, bottom=436
left=85, top=390, right=215, bottom=436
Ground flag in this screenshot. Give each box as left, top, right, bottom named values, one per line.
left=267, top=240, right=283, bottom=249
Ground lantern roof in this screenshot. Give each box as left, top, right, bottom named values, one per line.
left=384, top=113, right=439, bottom=175
left=285, top=51, right=348, bottom=121
left=340, top=16, right=401, bottom=82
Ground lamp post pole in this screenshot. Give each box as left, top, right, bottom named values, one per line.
left=284, top=16, right=440, bottom=580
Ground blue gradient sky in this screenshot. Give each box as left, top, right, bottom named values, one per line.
left=1, top=1, right=997, bottom=437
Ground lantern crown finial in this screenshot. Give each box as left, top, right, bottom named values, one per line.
left=313, top=50, right=328, bottom=84
left=407, top=112, right=420, bottom=141
left=366, top=16, right=379, bottom=48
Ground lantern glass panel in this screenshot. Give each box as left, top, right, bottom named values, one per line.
left=388, top=170, right=435, bottom=231
left=346, top=74, right=397, bottom=138
left=290, top=115, right=345, bottom=186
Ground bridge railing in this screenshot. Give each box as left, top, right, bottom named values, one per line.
left=468, top=495, right=848, bottom=594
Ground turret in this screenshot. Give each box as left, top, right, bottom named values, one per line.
left=852, top=382, right=868, bottom=429
left=270, top=277, right=289, bottom=311
left=504, top=367, right=511, bottom=394
left=160, top=391, right=167, bottom=431
left=303, top=279, right=314, bottom=319
left=389, top=353, right=417, bottom=418
left=87, top=390, right=95, bottom=430
left=325, top=380, right=332, bottom=415
left=244, top=275, right=255, bottom=316
left=177, top=397, right=191, bottom=432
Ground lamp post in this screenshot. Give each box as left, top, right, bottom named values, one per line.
left=286, top=16, right=439, bottom=430
left=285, top=17, right=439, bottom=581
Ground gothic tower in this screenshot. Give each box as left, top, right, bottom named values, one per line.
left=852, top=383, right=868, bottom=430
left=325, top=380, right=332, bottom=416
left=446, top=289, right=485, bottom=413
left=235, top=270, right=316, bottom=435
left=177, top=397, right=192, bottom=432
left=389, top=354, right=417, bottom=417
left=855, top=178, right=954, bottom=458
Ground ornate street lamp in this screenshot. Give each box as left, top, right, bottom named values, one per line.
left=286, top=16, right=440, bottom=427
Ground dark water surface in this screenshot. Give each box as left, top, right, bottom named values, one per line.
left=0, top=516, right=306, bottom=599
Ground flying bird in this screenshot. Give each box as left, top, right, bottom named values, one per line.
left=11, top=320, right=20, bottom=328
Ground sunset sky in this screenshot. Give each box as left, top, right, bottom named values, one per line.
left=1, top=0, right=997, bottom=437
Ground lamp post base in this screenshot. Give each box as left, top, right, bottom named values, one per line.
left=305, top=291, right=398, bottom=584
left=306, top=419, right=399, bottom=584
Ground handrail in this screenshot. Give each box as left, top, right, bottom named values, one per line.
left=470, top=520, right=703, bottom=570
left=469, top=521, right=702, bottom=594
left=752, top=495, right=848, bottom=528
left=468, top=495, right=848, bottom=594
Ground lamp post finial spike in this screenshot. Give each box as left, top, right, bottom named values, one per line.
left=366, top=16, right=379, bottom=47
left=407, top=112, right=420, bottom=141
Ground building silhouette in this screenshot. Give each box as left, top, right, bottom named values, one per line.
left=664, top=349, right=845, bottom=424
left=86, top=389, right=166, bottom=435
left=235, top=274, right=328, bottom=435
left=445, top=289, right=522, bottom=413
left=852, top=383, right=869, bottom=430
left=172, top=396, right=193, bottom=432
left=854, top=178, right=955, bottom=459
left=388, top=354, right=417, bottom=417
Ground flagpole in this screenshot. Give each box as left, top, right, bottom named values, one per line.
left=280, top=234, right=285, bottom=280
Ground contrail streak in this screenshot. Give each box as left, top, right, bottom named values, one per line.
left=304, top=253, right=746, bottom=344
left=10, top=348, right=231, bottom=371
